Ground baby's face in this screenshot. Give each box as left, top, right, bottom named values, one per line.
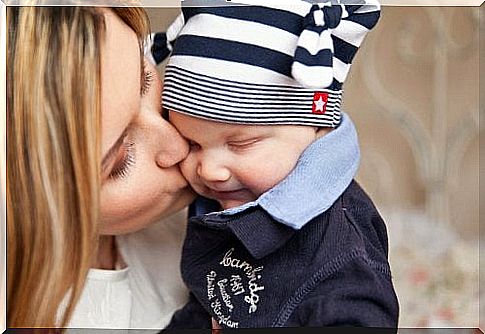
left=170, top=112, right=317, bottom=210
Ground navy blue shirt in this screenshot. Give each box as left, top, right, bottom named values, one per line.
left=167, top=181, right=399, bottom=329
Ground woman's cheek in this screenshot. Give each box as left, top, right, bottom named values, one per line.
left=100, top=152, right=170, bottom=233
left=101, top=177, right=157, bottom=220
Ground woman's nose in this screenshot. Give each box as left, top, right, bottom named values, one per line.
left=196, top=152, right=231, bottom=183
left=155, top=121, right=189, bottom=168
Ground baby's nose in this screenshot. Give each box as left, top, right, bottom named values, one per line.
left=197, top=154, right=231, bottom=183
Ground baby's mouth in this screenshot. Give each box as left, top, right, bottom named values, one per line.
left=207, top=188, right=247, bottom=201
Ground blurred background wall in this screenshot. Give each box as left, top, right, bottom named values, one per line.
left=146, top=5, right=481, bottom=328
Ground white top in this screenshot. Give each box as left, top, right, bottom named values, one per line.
left=66, top=209, right=189, bottom=329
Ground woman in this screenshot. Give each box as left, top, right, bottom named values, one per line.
left=7, top=5, right=194, bottom=328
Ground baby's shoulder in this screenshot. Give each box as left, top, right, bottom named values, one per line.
left=310, top=180, right=390, bottom=269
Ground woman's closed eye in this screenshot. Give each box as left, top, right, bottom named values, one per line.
left=108, top=138, right=136, bottom=180
left=106, top=59, right=150, bottom=181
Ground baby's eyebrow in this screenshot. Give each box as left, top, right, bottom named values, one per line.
left=175, top=131, right=196, bottom=144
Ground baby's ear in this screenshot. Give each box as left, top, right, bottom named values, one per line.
left=144, top=13, right=185, bottom=65
left=315, top=127, right=333, bottom=139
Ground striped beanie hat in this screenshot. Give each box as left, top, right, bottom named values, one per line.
left=149, top=0, right=380, bottom=127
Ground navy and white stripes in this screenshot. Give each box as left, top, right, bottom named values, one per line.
left=292, top=0, right=380, bottom=88
left=148, top=0, right=380, bottom=127
left=147, top=13, right=184, bottom=65
left=163, top=65, right=343, bottom=127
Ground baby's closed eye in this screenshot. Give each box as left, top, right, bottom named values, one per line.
left=227, top=137, right=264, bottom=151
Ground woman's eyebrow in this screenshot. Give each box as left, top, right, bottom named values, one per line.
left=101, top=129, right=128, bottom=174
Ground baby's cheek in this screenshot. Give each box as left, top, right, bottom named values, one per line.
left=242, top=165, right=290, bottom=196
left=179, top=157, right=198, bottom=185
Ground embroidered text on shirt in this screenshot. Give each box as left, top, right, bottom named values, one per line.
left=205, top=248, right=266, bottom=327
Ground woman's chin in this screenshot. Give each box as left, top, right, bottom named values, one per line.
left=99, top=186, right=196, bottom=235
left=159, top=185, right=197, bottom=218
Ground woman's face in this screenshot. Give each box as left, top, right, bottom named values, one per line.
left=99, top=10, right=194, bottom=235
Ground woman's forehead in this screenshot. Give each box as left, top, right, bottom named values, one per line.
left=100, top=9, right=141, bottom=158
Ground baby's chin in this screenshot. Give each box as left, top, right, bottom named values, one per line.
left=219, top=199, right=246, bottom=210
left=197, top=187, right=257, bottom=211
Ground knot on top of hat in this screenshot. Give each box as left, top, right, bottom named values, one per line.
left=303, top=3, right=344, bottom=29
left=292, top=2, right=348, bottom=89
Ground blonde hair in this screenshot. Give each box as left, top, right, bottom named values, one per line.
left=7, top=6, right=149, bottom=328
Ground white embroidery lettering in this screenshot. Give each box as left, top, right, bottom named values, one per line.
left=231, top=258, right=241, bottom=268
left=217, top=279, right=234, bottom=312
left=220, top=249, right=262, bottom=278
left=244, top=266, right=265, bottom=313
left=239, top=261, right=251, bottom=273
left=211, top=298, right=222, bottom=317
left=218, top=314, right=239, bottom=328
left=220, top=248, right=234, bottom=267
left=230, top=275, right=245, bottom=296
left=216, top=248, right=266, bottom=315
left=207, top=271, right=217, bottom=300
left=244, top=278, right=265, bottom=313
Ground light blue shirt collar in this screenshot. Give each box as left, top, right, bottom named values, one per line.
left=194, top=112, right=360, bottom=230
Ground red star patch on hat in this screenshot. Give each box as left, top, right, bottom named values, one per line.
left=312, top=92, right=328, bottom=114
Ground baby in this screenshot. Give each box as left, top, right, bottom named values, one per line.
left=170, top=114, right=323, bottom=211
left=149, top=0, right=399, bottom=329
